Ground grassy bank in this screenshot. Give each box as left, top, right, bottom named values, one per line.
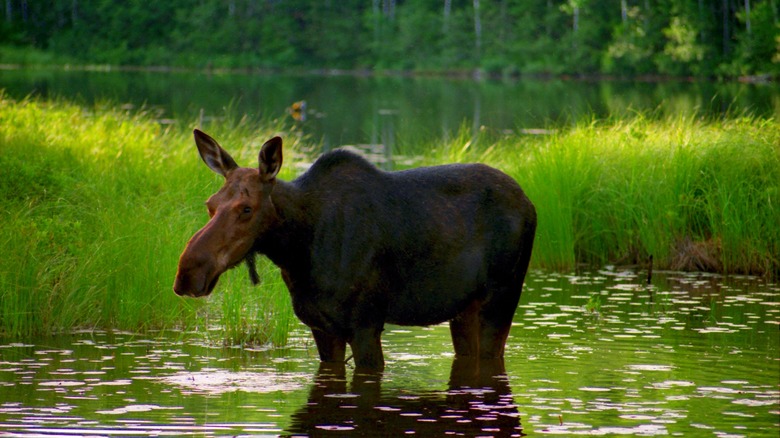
left=0, top=95, right=298, bottom=341
left=427, top=116, right=779, bottom=277
left=532, top=117, right=778, bottom=277
left=1, top=95, right=778, bottom=340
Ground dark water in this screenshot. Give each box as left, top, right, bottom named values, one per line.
left=1, top=68, right=778, bottom=153
left=1, top=271, right=778, bottom=437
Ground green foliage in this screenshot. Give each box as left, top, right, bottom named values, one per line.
left=585, top=293, right=602, bottom=314
left=603, top=5, right=657, bottom=75
left=724, top=1, right=780, bottom=75
left=658, top=16, right=707, bottom=75
left=2, top=0, right=778, bottom=77
left=0, top=44, right=74, bottom=65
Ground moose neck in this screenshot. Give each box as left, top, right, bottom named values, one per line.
left=255, top=180, right=312, bottom=272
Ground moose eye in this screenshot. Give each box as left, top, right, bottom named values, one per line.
left=242, top=206, right=252, bottom=215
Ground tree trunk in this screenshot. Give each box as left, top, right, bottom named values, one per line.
left=383, top=0, right=395, bottom=20
left=546, top=0, right=553, bottom=36
left=573, top=5, right=580, bottom=34
left=443, top=0, right=451, bottom=33
left=621, top=0, right=628, bottom=23
left=473, top=0, right=482, bottom=57
left=5, top=0, right=11, bottom=23
left=744, top=0, right=751, bottom=34
left=723, top=0, right=730, bottom=55
left=374, top=0, right=380, bottom=47
left=698, top=0, right=705, bottom=43
left=645, top=0, right=651, bottom=31
left=499, top=0, right=507, bottom=43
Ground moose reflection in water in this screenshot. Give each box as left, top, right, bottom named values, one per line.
left=174, top=130, right=536, bottom=370
left=286, top=358, right=522, bottom=436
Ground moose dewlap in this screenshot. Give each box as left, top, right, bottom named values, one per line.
left=174, top=129, right=537, bottom=370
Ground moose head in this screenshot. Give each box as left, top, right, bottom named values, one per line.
left=173, top=129, right=282, bottom=297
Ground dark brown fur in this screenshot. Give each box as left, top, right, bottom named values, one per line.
left=174, top=130, right=537, bottom=370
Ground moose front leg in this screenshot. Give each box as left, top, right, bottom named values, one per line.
left=349, top=326, right=385, bottom=370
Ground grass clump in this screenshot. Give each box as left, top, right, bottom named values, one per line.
left=0, top=94, right=297, bottom=340
left=425, top=115, right=779, bottom=277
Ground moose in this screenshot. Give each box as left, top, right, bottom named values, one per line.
left=174, top=130, right=536, bottom=370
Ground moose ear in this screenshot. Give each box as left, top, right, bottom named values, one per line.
left=193, top=129, right=239, bottom=177
left=258, top=136, right=283, bottom=182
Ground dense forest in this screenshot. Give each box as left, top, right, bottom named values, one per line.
left=1, top=0, right=778, bottom=78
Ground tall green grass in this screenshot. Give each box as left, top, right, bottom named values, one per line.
left=423, top=116, right=779, bottom=277
left=1, top=95, right=778, bottom=341
left=0, top=95, right=298, bottom=340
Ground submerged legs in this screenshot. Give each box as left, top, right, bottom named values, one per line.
left=311, top=326, right=385, bottom=370
left=449, top=300, right=480, bottom=357
left=349, top=326, right=385, bottom=370
left=449, top=285, right=521, bottom=359
left=311, top=328, right=347, bottom=363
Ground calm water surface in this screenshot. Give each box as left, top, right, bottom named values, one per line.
left=1, top=270, right=778, bottom=436
left=1, top=68, right=778, bottom=155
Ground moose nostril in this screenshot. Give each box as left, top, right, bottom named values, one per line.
left=173, top=275, right=189, bottom=296
left=173, top=261, right=215, bottom=297
left=173, top=264, right=202, bottom=297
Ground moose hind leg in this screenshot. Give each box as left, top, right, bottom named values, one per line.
left=449, top=299, right=481, bottom=357
left=478, top=285, right=522, bottom=359
left=311, top=328, right=347, bottom=363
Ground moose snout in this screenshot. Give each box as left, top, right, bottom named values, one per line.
left=173, top=267, right=218, bottom=297
left=172, top=271, right=196, bottom=297
left=174, top=251, right=221, bottom=297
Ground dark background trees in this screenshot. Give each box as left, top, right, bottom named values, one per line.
left=1, top=0, right=777, bottom=77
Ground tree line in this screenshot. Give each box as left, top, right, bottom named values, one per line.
left=2, top=0, right=778, bottom=78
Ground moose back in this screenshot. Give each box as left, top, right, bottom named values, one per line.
left=174, top=130, right=537, bottom=370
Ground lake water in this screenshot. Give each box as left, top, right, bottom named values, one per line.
left=1, top=270, right=778, bottom=436
left=2, top=70, right=778, bottom=435
left=1, top=68, right=778, bottom=155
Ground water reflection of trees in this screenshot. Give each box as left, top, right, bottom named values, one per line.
left=2, top=70, right=776, bottom=156
left=286, top=358, right=524, bottom=436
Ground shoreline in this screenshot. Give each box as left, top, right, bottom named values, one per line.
left=1, top=62, right=777, bottom=84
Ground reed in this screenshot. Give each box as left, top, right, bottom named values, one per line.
left=1, top=95, right=777, bottom=341
left=425, top=115, right=779, bottom=277
left=0, top=95, right=297, bottom=340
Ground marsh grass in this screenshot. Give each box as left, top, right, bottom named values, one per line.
left=423, top=115, right=779, bottom=277
left=216, top=263, right=294, bottom=347
left=0, top=95, right=297, bottom=340
left=1, top=95, right=777, bottom=341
